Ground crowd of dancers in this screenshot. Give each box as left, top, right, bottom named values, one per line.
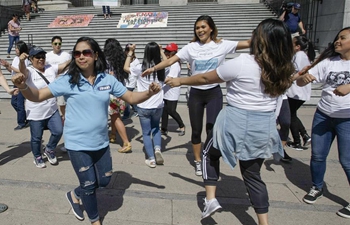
left=0, top=13, right=349, bottom=225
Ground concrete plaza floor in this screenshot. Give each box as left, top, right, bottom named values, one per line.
left=0, top=101, right=348, bottom=225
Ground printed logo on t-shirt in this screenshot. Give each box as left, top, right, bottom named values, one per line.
left=195, top=58, right=218, bottom=72
left=326, top=71, right=350, bottom=88
left=98, top=85, right=111, bottom=91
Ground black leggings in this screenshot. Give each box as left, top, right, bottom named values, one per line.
left=161, top=99, right=185, bottom=131
left=288, top=97, right=307, bottom=144
left=188, top=86, right=222, bottom=144
left=277, top=99, right=291, bottom=141
left=202, top=131, right=269, bottom=214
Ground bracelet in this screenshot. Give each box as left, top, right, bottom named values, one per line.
left=19, top=85, right=28, bottom=91
left=127, top=54, right=133, bottom=57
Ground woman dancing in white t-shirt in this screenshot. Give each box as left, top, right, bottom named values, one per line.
left=165, top=18, right=295, bottom=225
left=143, top=15, right=250, bottom=176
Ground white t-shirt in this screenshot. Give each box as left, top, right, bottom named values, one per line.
left=286, top=51, right=311, bottom=101
left=176, top=40, right=238, bottom=90
left=216, top=54, right=278, bottom=112
left=125, top=58, right=140, bottom=89
left=45, top=50, right=71, bottom=76
left=25, top=65, right=58, bottom=120
left=131, top=64, right=164, bottom=109
left=163, top=62, right=181, bottom=101
left=11, top=56, right=29, bottom=76
left=309, top=56, right=350, bottom=118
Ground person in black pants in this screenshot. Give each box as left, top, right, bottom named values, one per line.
left=161, top=43, right=186, bottom=136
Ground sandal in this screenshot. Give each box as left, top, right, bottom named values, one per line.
left=118, top=142, right=132, bottom=153
left=109, top=134, right=116, bottom=143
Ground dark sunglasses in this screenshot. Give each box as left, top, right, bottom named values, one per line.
left=53, top=42, right=62, bottom=46
left=73, top=49, right=94, bottom=59
left=34, top=54, right=46, bottom=59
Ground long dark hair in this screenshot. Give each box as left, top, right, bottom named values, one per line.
left=191, top=15, right=221, bottom=43
left=67, top=37, right=107, bottom=86
left=312, top=27, right=350, bottom=66
left=294, top=35, right=316, bottom=62
left=103, top=38, right=128, bottom=83
left=250, top=18, right=294, bottom=97
left=16, top=41, right=28, bottom=55
left=141, top=42, right=165, bottom=82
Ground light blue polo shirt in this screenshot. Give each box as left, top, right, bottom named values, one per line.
left=48, top=72, right=127, bottom=151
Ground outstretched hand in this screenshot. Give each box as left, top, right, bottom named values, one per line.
left=164, top=77, right=181, bottom=87
left=142, top=67, right=154, bottom=77
left=11, top=73, right=27, bottom=89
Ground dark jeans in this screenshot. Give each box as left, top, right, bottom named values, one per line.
left=67, top=146, right=112, bottom=223
left=288, top=97, right=307, bottom=144
left=7, top=35, right=19, bottom=54
left=188, top=85, right=222, bottom=144
left=202, top=130, right=269, bottom=214
left=29, top=110, right=63, bottom=158
left=161, top=99, right=185, bottom=131
left=102, top=5, right=110, bottom=14
left=11, top=90, right=26, bottom=126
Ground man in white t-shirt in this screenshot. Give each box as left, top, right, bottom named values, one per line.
left=46, top=36, right=71, bottom=120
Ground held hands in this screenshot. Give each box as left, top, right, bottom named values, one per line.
left=7, top=88, right=19, bottom=96
left=148, top=82, right=161, bottom=95
left=164, top=77, right=181, bottom=88
left=11, top=73, right=27, bottom=89
left=299, top=73, right=316, bottom=85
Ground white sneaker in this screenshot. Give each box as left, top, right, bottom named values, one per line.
left=202, top=198, right=222, bottom=219
left=195, top=161, right=202, bottom=176
left=155, top=149, right=164, bottom=165
left=145, top=159, right=156, bottom=168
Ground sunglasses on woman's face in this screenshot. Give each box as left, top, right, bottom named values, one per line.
left=72, top=49, right=94, bottom=59
left=53, top=42, right=62, bottom=46
left=34, top=54, right=46, bottom=59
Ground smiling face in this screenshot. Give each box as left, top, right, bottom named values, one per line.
left=51, top=38, right=62, bottom=54
left=334, top=29, right=350, bottom=57
left=195, top=20, right=213, bottom=44
left=31, top=53, right=46, bottom=71
left=74, top=41, right=97, bottom=74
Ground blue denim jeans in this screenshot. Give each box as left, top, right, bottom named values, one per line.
left=7, top=35, right=19, bottom=54
left=138, top=107, right=163, bottom=160
left=11, top=90, right=26, bottom=126
left=29, top=110, right=63, bottom=158
left=310, top=109, right=350, bottom=189
left=67, top=146, right=112, bottom=223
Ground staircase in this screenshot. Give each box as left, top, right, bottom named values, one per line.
left=0, top=2, right=320, bottom=105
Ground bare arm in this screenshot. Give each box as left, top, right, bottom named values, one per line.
left=18, top=53, right=29, bottom=77
left=124, top=44, right=136, bottom=74
left=333, top=84, right=350, bottom=96
left=11, top=73, right=54, bottom=101
left=142, top=54, right=180, bottom=76
left=120, top=82, right=161, bottom=104
left=236, top=39, right=251, bottom=50
left=57, top=59, right=71, bottom=75
left=165, top=69, right=224, bottom=87
left=298, top=21, right=306, bottom=34
left=0, top=69, right=17, bottom=95
left=279, top=10, right=286, bottom=21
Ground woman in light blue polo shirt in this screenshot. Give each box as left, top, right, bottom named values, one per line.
left=11, top=37, right=161, bottom=225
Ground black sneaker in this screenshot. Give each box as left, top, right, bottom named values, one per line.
left=288, top=142, right=308, bottom=151
left=303, top=186, right=323, bottom=204
left=337, top=204, right=350, bottom=219
left=161, top=130, right=168, bottom=136
left=303, top=134, right=311, bottom=147
left=281, top=149, right=292, bottom=162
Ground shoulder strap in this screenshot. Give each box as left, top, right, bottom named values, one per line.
left=31, top=66, right=50, bottom=84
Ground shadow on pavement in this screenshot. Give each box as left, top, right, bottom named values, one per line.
left=98, top=170, right=165, bottom=222
left=169, top=172, right=257, bottom=225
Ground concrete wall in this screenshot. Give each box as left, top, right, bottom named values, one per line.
left=159, top=0, right=187, bottom=6
left=315, top=0, right=345, bottom=52
left=344, top=0, right=350, bottom=27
